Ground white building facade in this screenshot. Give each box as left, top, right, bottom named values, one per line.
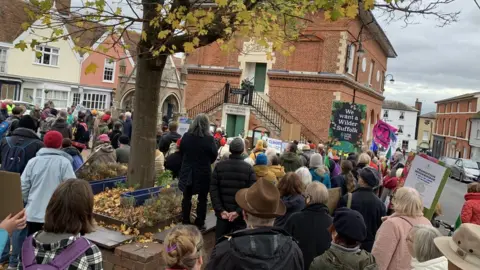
left=381, top=100, right=418, bottom=152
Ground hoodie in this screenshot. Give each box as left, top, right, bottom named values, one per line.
left=275, top=194, right=305, bottom=227
left=89, top=143, right=116, bottom=165
left=97, top=122, right=109, bottom=136
left=269, top=165, right=286, bottom=180
left=461, top=192, right=480, bottom=225
left=21, top=148, right=76, bottom=223
left=280, top=152, right=302, bottom=173
left=309, top=168, right=331, bottom=188
left=253, top=165, right=278, bottom=185
left=51, top=118, right=72, bottom=139
left=62, top=146, right=83, bottom=170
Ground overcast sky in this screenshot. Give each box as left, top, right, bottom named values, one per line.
left=377, top=1, right=480, bottom=114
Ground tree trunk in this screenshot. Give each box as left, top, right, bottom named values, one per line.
left=127, top=54, right=168, bottom=188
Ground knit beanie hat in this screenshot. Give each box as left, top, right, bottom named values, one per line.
left=119, top=135, right=130, bottom=145
left=256, top=153, right=268, bottom=165
left=97, top=134, right=110, bottom=143
left=50, top=108, right=58, bottom=116
left=44, top=131, right=63, bottom=149
left=18, top=115, right=37, bottom=131
left=334, top=207, right=367, bottom=242
left=309, top=153, right=323, bottom=169
left=102, top=114, right=111, bottom=122
left=230, top=138, right=244, bottom=154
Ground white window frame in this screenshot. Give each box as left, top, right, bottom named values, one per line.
left=0, top=47, right=7, bottom=73
left=454, top=119, right=458, bottom=137
left=423, top=131, right=429, bottom=141
left=82, top=93, right=107, bottom=110
left=103, top=59, right=115, bottom=83
left=443, top=119, right=447, bottom=135
left=34, top=46, right=59, bottom=67
left=45, top=90, right=68, bottom=109
left=346, top=44, right=356, bottom=75
left=466, top=120, right=471, bottom=139
left=368, top=60, right=374, bottom=86
left=469, top=102, right=473, bottom=112
left=72, top=93, right=81, bottom=106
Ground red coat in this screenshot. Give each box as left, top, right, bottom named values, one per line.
left=461, top=193, right=480, bottom=225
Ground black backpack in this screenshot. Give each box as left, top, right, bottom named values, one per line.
left=1, top=137, right=37, bottom=173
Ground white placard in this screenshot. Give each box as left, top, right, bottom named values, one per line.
left=178, top=123, right=190, bottom=136
left=403, top=155, right=447, bottom=209
left=267, top=138, right=282, bottom=153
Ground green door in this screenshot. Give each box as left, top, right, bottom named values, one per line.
left=226, top=114, right=236, bottom=137
left=233, top=115, right=245, bottom=137
left=254, top=63, right=267, bottom=92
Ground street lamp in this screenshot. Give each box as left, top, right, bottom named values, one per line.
left=383, top=74, right=395, bottom=92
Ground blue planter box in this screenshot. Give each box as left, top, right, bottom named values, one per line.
left=89, top=176, right=127, bottom=195
left=121, top=186, right=163, bottom=206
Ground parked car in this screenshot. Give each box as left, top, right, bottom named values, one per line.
left=439, top=156, right=456, bottom=168
left=0, top=100, right=35, bottom=115
left=450, top=158, right=480, bottom=183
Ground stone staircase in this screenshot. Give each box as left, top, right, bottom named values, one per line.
left=187, top=83, right=321, bottom=143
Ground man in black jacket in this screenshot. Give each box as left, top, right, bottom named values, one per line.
left=337, top=166, right=386, bottom=252
left=210, top=138, right=256, bottom=240
left=207, top=178, right=304, bottom=270
left=0, top=115, right=44, bottom=173
left=159, top=121, right=181, bottom=154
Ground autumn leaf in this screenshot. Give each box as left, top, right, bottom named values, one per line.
left=215, top=0, right=228, bottom=7
left=346, top=4, right=359, bottom=19
left=85, top=62, right=98, bottom=75
left=21, top=22, right=30, bottom=30
left=14, top=41, right=28, bottom=51
left=35, top=51, right=43, bottom=58
left=183, top=42, right=195, bottom=53
left=141, top=31, right=147, bottom=42
left=157, top=30, right=170, bottom=39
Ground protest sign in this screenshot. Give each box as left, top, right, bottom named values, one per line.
left=401, top=153, right=450, bottom=219
left=266, top=138, right=282, bottom=153
left=72, top=104, right=86, bottom=117
left=0, top=171, right=24, bottom=220
left=328, top=101, right=366, bottom=153
left=178, top=117, right=191, bottom=136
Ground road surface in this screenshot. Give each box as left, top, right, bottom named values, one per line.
left=436, top=177, right=468, bottom=232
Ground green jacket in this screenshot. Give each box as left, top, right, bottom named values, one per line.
left=280, top=152, right=302, bottom=173
left=309, top=243, right=377, bottom=270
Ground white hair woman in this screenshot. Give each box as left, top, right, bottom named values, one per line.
left=178, top=114, right=218, bottom=230
left=353, top=153, right=371, bottom=180
left=284, top=182, right=333, bottom=268
left=295, top=166, right=312, bottom=187
left=372, top=187, right=431, bottom=270
left=407, top=225, right=447, bottom=269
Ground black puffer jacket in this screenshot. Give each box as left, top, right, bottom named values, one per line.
left=284, top=203, right=333, bottom=270
left=206, top=227, right=304, bottom=270
left=0, top=128, right=44, bottom=173
left=51, top=118, right=72, bottom=139
left=210, top=154, right=256, bottom=216
left=159, top=131, right=181, bottom=153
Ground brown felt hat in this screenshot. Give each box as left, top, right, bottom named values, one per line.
left=235, top=178, right=286, bottom=218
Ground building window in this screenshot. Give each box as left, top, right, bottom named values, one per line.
left=399, top=111, right=405, bottom=120
left=72, top=93, right=81, bottom=106
left=457, top=103, right=460, bottom=112
left=103, top=59, right=115, bottom=82
left=454, top=119, right=458, bottom=136
left=469, top=102, right=473, bottom=112
left=464, top=147, right=468, bottom=159
left=398, top=125, right=404, bottom=134
left=437, top=120, right=440, bottom=134
left=443, top=119, right=447, bottom=135
left=0, top=84, right=16, bottom=100
left=0, top=48, right=7, bottom=73
left=82, top=93, right=107, bottom=110
left=35, top=46, right=59, bottom=66
left=383, top=110, right=389, bottom=118
left=423, top=131, right=429, bottom=141
left=119, top=65, right=126, bottom=75
left=466, top=120, right=470, bottom=138
left=346, top=44, right=355, bottom=74
left=477, top=129, right=480, bottom=139
left=449, top=119, right=452, bottom=136
left=368, top=60, right=375, bottom=86
left=45, top=90, right=68, bottom=108
left=402, top=140, right=409, bottom=150
left=450, top=103, right=453, bottom=113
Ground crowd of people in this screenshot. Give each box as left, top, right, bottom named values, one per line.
left=1, top=106, right=480, bottom=269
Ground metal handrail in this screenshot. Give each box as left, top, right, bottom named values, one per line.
left=187, top=86, right=226, bottom=118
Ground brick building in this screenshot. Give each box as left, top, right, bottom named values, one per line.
left=432, top=93, right=478, bottom=159
left=184, top=9, right=397, bottom=145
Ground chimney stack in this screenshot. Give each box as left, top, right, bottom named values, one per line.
left=56, top=0, right=71, bottom=16
left=415, top=98, right=422, bottom=114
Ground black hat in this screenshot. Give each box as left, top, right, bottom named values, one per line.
left=18, top=115, right=37, bottom=131
left=334, top=207, right=366, bottom=242
left=119, top=135, right=130, bottom=145
left=359, top=167, right=381, bottom=187
left=50, top=108, right=58, bottom=116
left=230, top=138, right=244, bottom=154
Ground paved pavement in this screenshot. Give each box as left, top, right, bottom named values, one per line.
left=437, top=177, right=468, bottom=229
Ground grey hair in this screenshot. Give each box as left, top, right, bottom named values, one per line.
left=411, top=225, right=443, bottom=262
left=188, top=113, right=211, bottom=137
left=58, top=110, right=68, bottom=119
left=304, top=182, right=329, bottom=205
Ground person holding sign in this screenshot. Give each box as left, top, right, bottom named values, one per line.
left=0, top=210, right=26, bottom=260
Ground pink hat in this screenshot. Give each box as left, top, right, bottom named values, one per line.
left=97, top=134, right=110, bottom=143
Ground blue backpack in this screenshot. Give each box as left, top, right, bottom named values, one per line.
left=0, top=120, right=10, bottom=138
left=1, top=137, right=37, bottom=173
left=72, top=155, right=84, bottom=171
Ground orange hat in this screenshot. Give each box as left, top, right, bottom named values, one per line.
left=91, top=109, right=97, bottom=115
